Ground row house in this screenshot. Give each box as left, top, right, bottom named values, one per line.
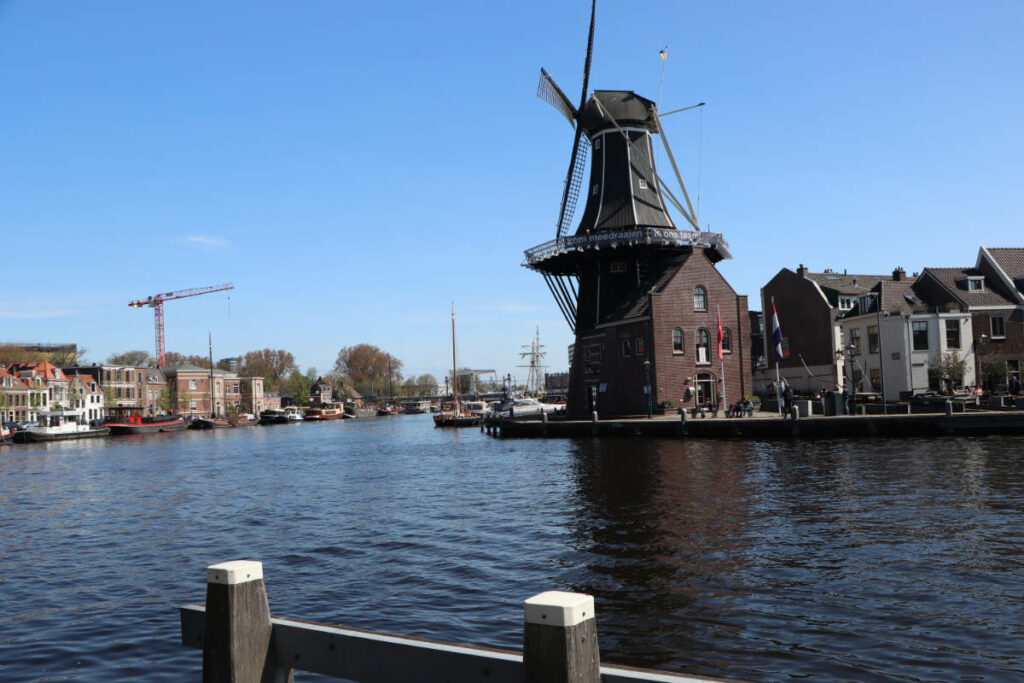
left=0, top=367, right=43, bottom=424
left=759, top=264, right=900, bottom=394
left=762, top=246, right=1024, bottom=399
left=66, top=372, right=105, bottom=423
left=164, top=365, right=264, bottom=416
left=66, top=364, right=169, bottom=416
left=7, top=361, right=70, bottom=412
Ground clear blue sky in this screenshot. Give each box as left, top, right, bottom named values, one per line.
left=2, top=1, right=1021, bottom=382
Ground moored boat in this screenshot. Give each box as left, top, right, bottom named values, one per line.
left=303, top=405, right=345, bottom=421
left=229, top=413, right=259, bottom=427
left=400, top=400, right=432, bottom=414
left=105, top=407, right=187, bottom=435
left=189, top=417, right=232, bottom=429
left=283, top=406, right=304, bottom=421
left=15, top=410, right=110, bottom=442
left=259, top=409, right=289, bottom=425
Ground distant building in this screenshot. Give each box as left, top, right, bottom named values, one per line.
left=544, top=372, right=569, bottom=393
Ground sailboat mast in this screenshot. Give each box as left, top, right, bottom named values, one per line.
left=451, top=303, right=459, bottom=408
left=208, top=331, right=215, bottom=417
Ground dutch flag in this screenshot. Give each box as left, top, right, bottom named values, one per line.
left=771, top=300, right=784, bottom=363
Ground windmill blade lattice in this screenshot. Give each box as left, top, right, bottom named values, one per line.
left=537, top=69, right=577, bottom=127
left=556, top=136, right=589, bottom=238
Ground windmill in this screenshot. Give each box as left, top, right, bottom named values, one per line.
left=524, top=1, right=736, bottom=416
left=526, top=0, right=731, bottom=333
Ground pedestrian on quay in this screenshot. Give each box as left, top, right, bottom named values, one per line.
left=783, top=380, right=794, bottom=416
left=1010, top=374, right=1021, bottom=397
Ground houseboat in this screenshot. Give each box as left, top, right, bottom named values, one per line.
left=400, top=400, right=432, bottom=414
left=259, top=409, right=289, bottom=425
left=303, top=404, right=345, bottom=421
left=15, top=410, right=110, bottom=442
left=104, top=407, right=187, bottom=435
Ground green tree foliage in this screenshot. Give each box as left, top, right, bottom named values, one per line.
left=240, top=349, right=296, bottom=390
left=415, top=374, right=437, bottom=396
left=332, top=345, right=403, bottom=397
left=107, top=350, right=153, bottom=366
left=158, top=387, right=172, bottom=413
left=979, top=353, right=1008, bottom=390
left=401, top=377, right=417, bottom=397
left=929, top=350, right=969, bottom=392
left=283, top=370, right=311, bottom=407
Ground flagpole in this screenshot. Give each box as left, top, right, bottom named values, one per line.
left=717, top=304, right=726, bottom=414
left=772, top=296, right=782, bottom=415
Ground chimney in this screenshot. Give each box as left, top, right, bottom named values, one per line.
left=797, top=263, right=808, bottom=277
left=892, top=267, right=906, bottom=281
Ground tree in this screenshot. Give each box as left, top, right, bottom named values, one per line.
left=332, top=345, right=403, bottom=397
left=0, top=344, right=31, bottom=364
left=929, top=350, right=968, bottom=393
left=402, top=377, right=418, bottom=397
left=177, top=382, right=193, bottom=413
left=49, top=347, right=85, bottom=367
left=979, top=353, right=1008, bottom=391
left=216, top=357, right=240, bottom=372
left=163, top=352, right=211, bottom=369
left=107, top=350, right=153, bottom=366
left=283, top=370, right=311, bottom=407
left=416, top=374, right=438, bottom=396
left=103, top=386, right=117, bottom=408
left=158, top=387, right=172, bottom=414
left=239, top=349, right=296, bottom=390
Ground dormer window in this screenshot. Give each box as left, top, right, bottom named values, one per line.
left=838, top=296, right=856, bottom=310
left=967, top=277, right=985, bottom=292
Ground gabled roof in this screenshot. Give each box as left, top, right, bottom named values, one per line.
left=0, top=366, right=31, bottom=389
left=7, top=361, right=66, bottom=382
left=921, top=267, right=1017, bottom=307
left=876, top=279, right=922, bottom=315
left=804, top=271, right=891, bottom=295
left=986, top=247, right=1024, bottom=281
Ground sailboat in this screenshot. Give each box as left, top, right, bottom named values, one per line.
left=434, top=304, right=482, bottom=428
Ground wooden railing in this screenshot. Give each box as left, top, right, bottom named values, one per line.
left=179, top=560, right=732, bottom=683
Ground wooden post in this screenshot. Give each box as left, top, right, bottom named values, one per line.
left=202, top=560, right=291, bottom=683
left=522, top=591, right=600, bottom=683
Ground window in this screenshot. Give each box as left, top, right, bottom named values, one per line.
left=868, top=325, right=879, bottom=353
left=945, top=320, right=961, bottom=349
left=190, top=400, right=197, bottom=411
left=838, top=296, right=856, bottom=310
left=912, top=321, right=929, bottom=350
left=968, top=277, right=985, bottom=291
left=672, top=328, right=684, bottom=353
left=621, top=339, right=633, bottom=357
left=870, top=368, right=881, bottom=391
left=189, top=379, right=197, bottom=390
left=721, top=328, right=732, bottom=353
left=693, top=286, right=707, bottom=311
left=592, top=184, right=599, bottom=196
left=638, top=179, right=647, bottom=189
left=696, top=329, right=711, bottom=364
left=610, top=262, right=626, bottom=273
left=850, top=328, right=862, bottom=355
left=635, top=337, right=645, bottom=357
left=991, top=316, right=1006, bottom=339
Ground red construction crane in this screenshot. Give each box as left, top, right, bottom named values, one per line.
left=129, top=283, right=234, bottom=366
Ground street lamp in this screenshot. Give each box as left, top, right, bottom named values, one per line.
left=643, top=360, right=652, bottom=417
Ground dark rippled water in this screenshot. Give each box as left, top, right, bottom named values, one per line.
left=2, top=417, right=1023, bottom=681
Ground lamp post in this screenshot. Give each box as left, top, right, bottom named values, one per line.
left=845, top=343, right=857, bottom=414
left=643, top=360, right=652, bottom=417
left=873, top=292, right=887, bottom=414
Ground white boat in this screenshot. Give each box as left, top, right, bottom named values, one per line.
left=401, top=400, right=432, bottom=414
left=283, top=406, right=304, bottom=421
left=15, top=410, right=109, bottom=442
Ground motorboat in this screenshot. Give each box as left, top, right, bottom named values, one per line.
left=283, top=406, right=304, bottom=421
left=15, top=410, right=110, bottom=442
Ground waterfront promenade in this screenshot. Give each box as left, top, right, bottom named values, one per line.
left=486, top=406, right=1024, bottom=439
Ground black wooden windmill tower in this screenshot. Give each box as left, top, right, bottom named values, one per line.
left=525, top=0, right=737, bottom=416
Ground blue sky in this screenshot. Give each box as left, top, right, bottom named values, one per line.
left=2, top=1, right=1021, bottom=382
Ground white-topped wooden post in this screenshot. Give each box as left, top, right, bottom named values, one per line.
left=522, top=591, right=600, bottom=683
left=203, top=560, right=291, bottom=683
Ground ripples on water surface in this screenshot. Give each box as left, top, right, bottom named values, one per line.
left=1, top=417, right=1022, bottom=681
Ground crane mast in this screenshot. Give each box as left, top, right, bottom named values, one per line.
left=128, top=283, right=234, bottom=366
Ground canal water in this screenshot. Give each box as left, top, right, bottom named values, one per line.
left=1, top=416, right=1022, bottom=681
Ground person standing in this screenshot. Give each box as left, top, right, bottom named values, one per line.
left=783, top=381, right=794, bottom=416
left=1010, top=374, right=1021, bottom=397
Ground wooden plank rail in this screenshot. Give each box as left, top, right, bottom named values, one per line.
left=179, top=560, right=732, bottom=683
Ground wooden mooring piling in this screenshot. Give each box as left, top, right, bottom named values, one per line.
left=180, top=560, right=732, bottom=683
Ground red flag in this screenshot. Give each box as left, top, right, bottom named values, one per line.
left=717, top=310, right=724, bottom=360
